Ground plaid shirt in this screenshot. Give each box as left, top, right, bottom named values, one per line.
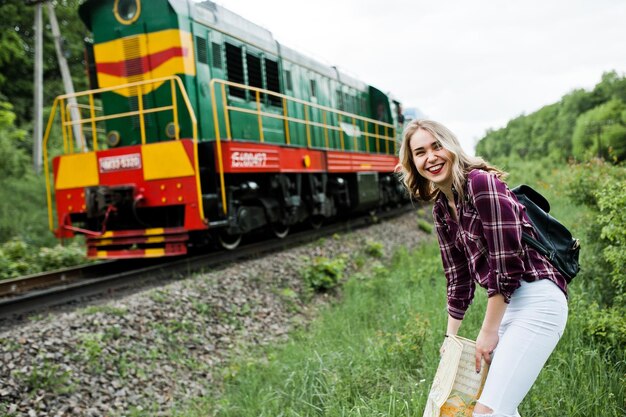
left=433, top=169, right=568, bottom=320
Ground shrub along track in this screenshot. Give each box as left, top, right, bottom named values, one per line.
left=0, top=207, right=428, bottom=416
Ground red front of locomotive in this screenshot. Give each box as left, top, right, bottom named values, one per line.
left=51, top=139, right=207, bottom=258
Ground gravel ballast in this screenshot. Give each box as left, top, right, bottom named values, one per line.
left=0, top=210, right=428, bottom=416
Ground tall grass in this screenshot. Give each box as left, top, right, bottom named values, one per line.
left=169, top=160, right=624, bottom=417
left=173, top=240, right=623, bottom=416
left=0, top=174, right=57, bottom=247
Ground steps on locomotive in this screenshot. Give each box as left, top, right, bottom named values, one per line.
left=86, top=227, right=188, bottom=259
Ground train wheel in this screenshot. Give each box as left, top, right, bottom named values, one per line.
left=271, top=223, right=289, bottom=239
left=309, top=215, right=324, bottom=230
left=218, top=231, right=242, bottom=250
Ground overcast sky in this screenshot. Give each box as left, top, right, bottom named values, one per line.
left=210, top=0, right=626, bottom=153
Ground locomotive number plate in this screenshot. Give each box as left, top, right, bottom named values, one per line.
left=230, top=151, right=267, bottom=168
left=99, top=153, right=142, bottom=173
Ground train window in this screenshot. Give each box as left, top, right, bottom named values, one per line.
left=225, top=43, right=245, bottom=99
left=336, top=90, right=343, bottom=110
left=196, top=37, right=208, bottom=65
left=114, top=0, right=140, bottom=25
left=343, top=92, right=352, bottom=113
left=284, top=70, right=293, bottom=91
left=265, top=59, right=281, bottom=106
left=310, top=79, right=317, bottom=98
left=212, top=43, right=222, bottom=69
left=246, top=53, right=263, bottom=91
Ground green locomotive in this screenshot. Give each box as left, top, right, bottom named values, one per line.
left=44, top=0, right=407, bottom=257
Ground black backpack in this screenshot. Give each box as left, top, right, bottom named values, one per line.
left=511, top=185, right=581, bottom=283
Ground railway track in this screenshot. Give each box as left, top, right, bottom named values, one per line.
left=0, top=206, right=413, bottom=322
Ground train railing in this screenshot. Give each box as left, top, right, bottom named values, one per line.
left=208, top=79, right=397, bottom=153
left=208, top=79, right=398, bottom=215
left=42, top=76, right=203, bottom=233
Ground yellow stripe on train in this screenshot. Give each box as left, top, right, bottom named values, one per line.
left=55, top=152, right=99, bottom=190
left=94, top=29, right=195, bottom=95
left=142, top=142, right=194, bottom=180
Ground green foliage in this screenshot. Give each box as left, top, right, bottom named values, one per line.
left=564, top=159, right=621, bottom=207
left=0, top=0, right=87, bottom=125
left=37, top=242, right=86, bottom=272
left=564, top=161, right=626, bottom=353
left=579, top=300, right=626, bottom=350
left=190, top=239, right=625, bottom=417
left=0, top=100, right=59, bottom=248
left=78, top=333, right=105, bottom=373
left=0, top=238, right=87, bottom=280
left=14, top=361, right=73, bottom=394
left=597, top=180, right=626, bottom=297
left=572, top=98, right=626, bottom=161
left=83, top=305, right=128, bottom=317
left=476, top=71, right=626, bottom=163
left=0, top=101, right=29, bottom=178
left=301, top=255, right=347, bottom=292
left=0, top=174, right=58, bottom=247
left=417, top=218, right=433, bottom=234
left=364, top=239, right=384, bottom=258
left=378, top=314, right=430, bottom=368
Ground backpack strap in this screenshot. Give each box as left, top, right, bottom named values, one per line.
left=512, top=184, right=550, bottom=213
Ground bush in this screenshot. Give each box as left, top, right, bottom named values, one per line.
left=37, top=243, right=87, bottom=272
left=0, top=174, right=56, bottom=247
left=580, top=302, right=626, bottom=350
left=364, top=239, right=384, bottom=258
left=301, top=256, right=347, bottom=292
left=564, top=161, right=626, bottom=352
left=417, top=219, right=433, bottom=234
left=597, top=180, right=626, bottom=300
left=0, top=238, right=87, bottom=280
left=378, top=313, right=430, bottom=368
left=565, top=159, right=625, bottom=207
left=572, top=98, right=626, bottom=162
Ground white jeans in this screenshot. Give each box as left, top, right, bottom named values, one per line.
left=473, top=279, right=568, bottom=417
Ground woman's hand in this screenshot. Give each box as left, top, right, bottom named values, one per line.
left=475, top=327, right=499, bottom=373
left=475, top=294, right=507, bottom=372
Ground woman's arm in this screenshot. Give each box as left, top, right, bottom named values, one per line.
left=434, top=210, right=475, bottom=321
left=440, top=315, right=463, bottom=355
left=475, top=293, right=507, bottom=372
left=446, top=315, right=463, bottom=336
left=468, top=171, right=526, bottom=303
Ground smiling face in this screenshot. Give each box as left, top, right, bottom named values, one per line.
left=409, top=128, right=455, bottom=191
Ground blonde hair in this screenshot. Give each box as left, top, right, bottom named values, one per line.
left=396, top=119, right=506, bottom=201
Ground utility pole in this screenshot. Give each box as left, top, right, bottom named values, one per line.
left=47, top=2, right=83, bottom=151
left=28, top=0, right=84, bottom=174
left=33, top=1, right=43, bottom=173
left=596, top=125, right=602, bottom=159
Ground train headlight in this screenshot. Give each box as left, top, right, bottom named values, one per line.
left=106, top=131, right=121, bottom=147
left=165, top=122, right=178, bottom=139
left=114, top=0, right=141, bottom=25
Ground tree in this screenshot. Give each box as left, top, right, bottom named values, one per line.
left=572, top=98, right=626, bottom=162
left=0, top=0, right=87, bottom=126
left=475, top=72, right=626, bottom=163
left=0, top=101, right=28, bottom=178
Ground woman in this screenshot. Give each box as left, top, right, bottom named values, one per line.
left=397, top=120, right=568, bottom=417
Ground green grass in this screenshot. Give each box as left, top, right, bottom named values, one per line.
left=169, top=240, right=624, bottom=416
left=167, top=161, right=624, bottom=417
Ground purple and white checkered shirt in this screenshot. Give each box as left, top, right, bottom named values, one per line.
left=433, top=169, right=568, bottom=320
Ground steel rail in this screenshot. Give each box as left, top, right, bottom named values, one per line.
left=0, top=206, right=413, bottom=322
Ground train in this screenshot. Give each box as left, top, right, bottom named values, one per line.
left=43, top=0, right=408, bottom=259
